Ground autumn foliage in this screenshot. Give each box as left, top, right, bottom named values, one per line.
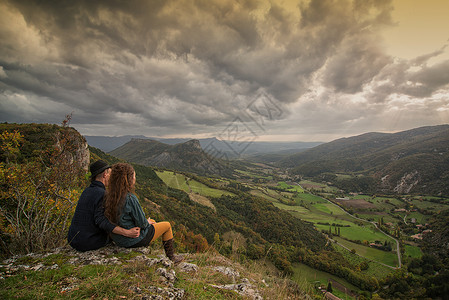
left=0, top=118, right=86, bottom=256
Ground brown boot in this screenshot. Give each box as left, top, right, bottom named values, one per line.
left=162, top=238, right=184, bottom=264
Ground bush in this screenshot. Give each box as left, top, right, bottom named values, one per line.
left=0, top=119, right=86, bottom=256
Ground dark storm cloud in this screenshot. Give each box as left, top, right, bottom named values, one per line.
left=0, top=0, right=448, bottom=138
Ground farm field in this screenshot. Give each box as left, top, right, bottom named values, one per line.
left=410, top=199, right=449, bottom=212
left=248, top=182, right=398, bottom=268
left=316, top=223, right=393, bottom=244
left=248, top=178, right=396, bottom=246
left=250, top=189, right=280, bottom=203
left=332, top=243, right=393, bottom=280
left=156, top=171, right=234, bottom=197
left=333, top=236, right=399, bottom=268
left=404, top=244, right=423, bottom=259
left=277, top=181, right=304, bottom=193
left=292, top=263, right=359, bottom=300
left=299, top=180, right=340, bottom=192
left=235, top=169, right=272, bottom=180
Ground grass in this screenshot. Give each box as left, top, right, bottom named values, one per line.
left=1, top=246, right=319, bottom=300
left=277, top=182, right=304, bottom=193
left=292, top=263, right=360, bottom=300
left=294, top=192, right=328, bottom=204
left=0, top=264, right=132, bottom=299
left=404, top=244, right=423, bottom=259
left=332, top=243, right=393, bottom=280
left=156, top=170, right=234, bottom=197
left=333, top=237, right=398, bottom=268
left=315, top=223, right=392, bottom=244
left=235, top=169, right=272, bottom=180
left=248, top=182, right=398, bottom=268
left=250, top=189, right=280, bottom=203
left=410, top=199, right=449, bottom=212
left=298, top=180, right=340, bottom=192
left=156, top=171, right=190, bottom=193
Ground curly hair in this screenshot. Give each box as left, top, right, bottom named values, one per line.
left=104, top=163, right=135, bottom=224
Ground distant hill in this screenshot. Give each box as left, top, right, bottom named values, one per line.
left=84, top=135, right=150, bottom=152
left=85, top=135, right=321, bottom=157
left=279, top=125, right=449, bottom=196
left=109, top=138, right=233, bottom=176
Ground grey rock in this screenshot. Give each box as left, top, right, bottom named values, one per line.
left=177, top=262, right=198, bottom=273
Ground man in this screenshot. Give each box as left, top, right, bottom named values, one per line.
left=68, top=160, right=140, bottom=251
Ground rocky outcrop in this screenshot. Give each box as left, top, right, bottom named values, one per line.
left=380, top=171, right=421, bottom=194
left=59, top=127, right=90, bottom=171
left=0, top=245, right=264, bottom=299
left=392, top=171, right=420, bottom=194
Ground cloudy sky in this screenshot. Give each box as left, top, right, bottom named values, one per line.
left=1, top=0, right=448, bottom=142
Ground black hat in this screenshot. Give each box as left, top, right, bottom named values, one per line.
left=89, top=160, right=111, bottom=178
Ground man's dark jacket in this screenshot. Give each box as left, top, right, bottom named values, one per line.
left=67, top=181, right=115, bottom=251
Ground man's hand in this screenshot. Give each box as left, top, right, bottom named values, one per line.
left=113, top=226, right=140, bottom=238
left=124, top=227, right=140, bottom=238
left=148, top=217, right=156, bottom=225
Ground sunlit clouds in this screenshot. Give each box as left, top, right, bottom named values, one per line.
left=0, top=0, right=448, bottom=142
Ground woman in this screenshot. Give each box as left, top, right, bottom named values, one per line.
left=104, top=163, right=183, bottom=263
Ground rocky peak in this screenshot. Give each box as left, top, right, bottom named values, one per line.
left=175, top=139, right=203, bottom=152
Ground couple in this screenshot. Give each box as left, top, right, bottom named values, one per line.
left=68, top=160, right=182, bottom=263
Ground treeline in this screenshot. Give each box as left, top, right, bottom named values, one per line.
left=0, top=121, right=86, bottom=255
left=378, top=209, right=449, bottom=299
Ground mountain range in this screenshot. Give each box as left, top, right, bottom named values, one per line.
left=85, top=135, right=322, bottom=156
left=279, top=124, right=449, bottom=196
left=92, top=124, right=449, bottom=195
left=109, top=138, right=233, bottom=176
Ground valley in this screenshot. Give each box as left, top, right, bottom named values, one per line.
left=2, top=123, right=449, bottom=299
left=152, top=160, right=448, bottom=298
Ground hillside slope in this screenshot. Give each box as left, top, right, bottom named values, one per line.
left=1, top=245, right=313, bottom=299
left=279, top=125, right=449, bottom=195
left=109, top=138, right=233, bottom=176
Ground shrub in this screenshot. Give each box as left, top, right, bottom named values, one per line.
left=0, top=118, right=86, bottom=255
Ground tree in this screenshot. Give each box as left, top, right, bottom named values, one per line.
left=0, top=117, right=87, bottom=254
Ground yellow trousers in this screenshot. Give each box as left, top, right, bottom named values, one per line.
left=149, top=220, right=173, bottom=242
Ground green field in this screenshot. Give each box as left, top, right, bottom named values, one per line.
left=250, top=189, right=280, bottom=202
left=295, top=192, right=328, bottom=204
left=292, top=263, right=359, bottom=300
left=404, top=244, right=423, bottom=259
left=410, top=199, right=449, bottom=212
left=333, top=237, right=399, bottom=268
left=156, top=171, right=190, bottom=192
left=254, top=186, right=396, bottom=257
left=156, top=171, right=234, bottom=197
left=332, top=243, right=393, bottom=280
left=235, top=169, right=272, bottom=180
left=251, top=184, right=395, bottom=247
left=316, top=223, right=393, bottom=244
left=277, top=181, right=304, bottom=193
left=299, top=180, right=340, bottom=192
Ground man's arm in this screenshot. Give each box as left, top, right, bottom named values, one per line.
left=94, top=198, right=140, bottom=238
left=112, top=226, right=140, bottom=238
